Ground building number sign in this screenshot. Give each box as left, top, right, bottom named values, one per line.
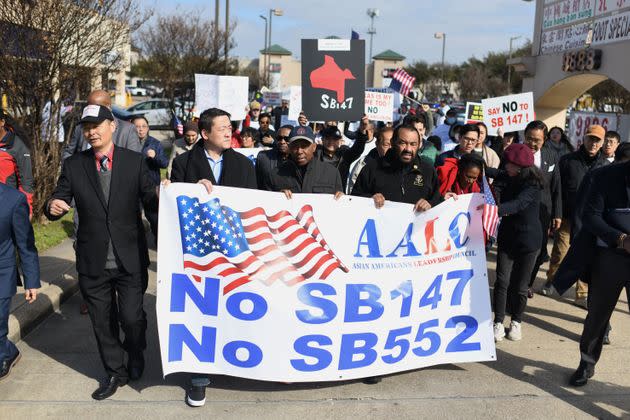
left=562, top=49, right=602, bottom=72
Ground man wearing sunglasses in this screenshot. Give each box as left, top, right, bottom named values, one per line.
left=256, top=124, right=293, bottom=190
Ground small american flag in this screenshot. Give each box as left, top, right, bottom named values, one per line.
left=173, top=115, right=184, bottom=136
left=389, top=68, right=416, bottom=97
left=177, top=196, right=349, bottom=294
left=481, top=176, right=499, bottom=240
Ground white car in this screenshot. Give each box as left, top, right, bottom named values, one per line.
left=126, top=99, right=181, bottom=128
left=126, top=85, right=148, bottom=96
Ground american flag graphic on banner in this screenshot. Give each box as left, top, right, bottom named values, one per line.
left=176, top=196, right=349, bottom=294
left=481, top=176, right=499, bottom=240
left=389, top=68, right=416, bottom=97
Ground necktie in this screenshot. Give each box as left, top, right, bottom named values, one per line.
left=100, top=156, right=109, bottom=172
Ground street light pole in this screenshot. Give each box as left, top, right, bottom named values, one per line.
left=507, top=35, right=521, bottom=94
left=267, top=8, right=283, bottom=87
left=224, top=0, right=229, bottom=74
left=259, top=15, right=268, bottom=87
left=366, top=9, right=379, bottom=61
left=434, top=32, right=446, bottom=97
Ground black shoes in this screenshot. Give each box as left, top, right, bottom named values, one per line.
left=92, top=376, right=127, bottom=400
left=186, top=384, right=207, bottom=407
left=363, top=376, right=382, bottom=385
left=0, top=351, right=21, bottom=381
left=569, top=361, right=595, bottom=387
left=128, top=352, right=145, bottom=381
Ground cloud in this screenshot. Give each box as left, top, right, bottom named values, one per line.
left=141, top=0, right=536, bottom=64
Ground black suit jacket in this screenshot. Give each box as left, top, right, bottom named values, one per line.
left=583, top=161, right=630, bottom=248
left=45, top=146, right=157, bottom=276
left=170, top=142, right=257, bottom=189
left=495, top=176, right=543, bottom=254
left=539, top=145, right=562, bottom=219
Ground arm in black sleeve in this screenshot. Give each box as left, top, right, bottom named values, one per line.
left=582, top=174, right=623, bottom=247
left=342, top=129, right=367, bottom=164
left=45, top=160, right=74, bottom=221
left=428, top=167, right=443, bottom=207
left=245, top=160, right=258, bottom=189
left=140, top=158, right=159, bottom=213
left=550, top=164, right=562, bottom=219
left=170, top=155, right=184, bottom=182
left=343, top=121, right=357, bottom=140
left=255, top=154, right=268, bottom=190
left=497, top=184, right=539, bottom=217
left=350, top=164, right=373, bottom=197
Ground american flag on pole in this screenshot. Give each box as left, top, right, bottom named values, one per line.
left=481, top=176, right=500, bottom=240
left=176, top=196, right=349, bottom=294
left=389, top=68, right=416, bottom=97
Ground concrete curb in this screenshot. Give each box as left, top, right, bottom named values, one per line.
left=8, top=239, right=78, bottom=343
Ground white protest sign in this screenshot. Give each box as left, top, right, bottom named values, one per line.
left=157, top=185, right=496, bottom=382
left=232, top=147, right=267, bottom=165
left=482, top=92, right=535, bottom=135
left=195, top=74, right=249, bottom=121
left=288, top=86, right=302, bottom=121
left=263, top=92, right=282, bottom=107
left=364, top=91, right=394, bottom=122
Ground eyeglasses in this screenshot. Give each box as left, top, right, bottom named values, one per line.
left=277, top=135, right=290, bottom=141
left=461, top=136, right=478, bottom=144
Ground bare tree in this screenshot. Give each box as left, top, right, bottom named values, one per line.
left=0, top=0, right=150, bottom=221
left=134, top=13, right=238, bottom=103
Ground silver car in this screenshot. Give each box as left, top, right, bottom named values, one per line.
left=126, top=99, right=181, bottom=128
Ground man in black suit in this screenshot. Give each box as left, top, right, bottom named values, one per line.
left=46, top=104, right=158, bottom=400
left=522, top=121, right=562, bottom=294
left=569, top=160, right=630, bottom=386
left=169, top=107, right=256, bottom=407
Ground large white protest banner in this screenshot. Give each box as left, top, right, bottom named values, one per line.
left=364, top=91, right=394, bottom=122
left=195, top=74, right=249, bottom=121
left=482, top=92, right=535, bottom=135
left=157, top=185, right=495, bottom=382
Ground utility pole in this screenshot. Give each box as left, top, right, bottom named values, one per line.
left=507, top=35, right=521, bottom=94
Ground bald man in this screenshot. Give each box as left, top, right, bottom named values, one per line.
left=63, top=90, right=142, bottom=160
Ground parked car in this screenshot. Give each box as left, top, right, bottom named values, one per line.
left=126, top=99, right=181, bottom=128
left=125, top=85, right=148, bottom=96
left=111, top=104, right=136, bottom=122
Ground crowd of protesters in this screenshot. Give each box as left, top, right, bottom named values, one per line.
left=1, top=92, right=629, bottom=406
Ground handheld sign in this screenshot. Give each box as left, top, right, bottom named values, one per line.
left=287, top=86, right=302, bottom=122
left=465, top=102, right=484, bottom=125
left=365, top=91, right=394, bottom=122
left=481, top=92, right=535, bottom=135
left=301, top=39, right=365, bottom=121
left=195, top=74, right=249, bottom=121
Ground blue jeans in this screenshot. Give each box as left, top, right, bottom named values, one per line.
left=0, top=297, right=18, bottom=363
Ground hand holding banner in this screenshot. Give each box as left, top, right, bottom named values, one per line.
left=157, top=185, right=496, bottom=382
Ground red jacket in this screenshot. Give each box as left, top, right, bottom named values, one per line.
left=436, top=157, right=481, bottom=196
left=0, top=130, right=33, bottom=214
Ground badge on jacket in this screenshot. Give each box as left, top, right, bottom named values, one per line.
left=413, top=174, right=424, bottom=186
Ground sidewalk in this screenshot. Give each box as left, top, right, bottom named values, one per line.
left=8, top=238, right=78, bottom=343
left=3, top=242, right=630, bottom=419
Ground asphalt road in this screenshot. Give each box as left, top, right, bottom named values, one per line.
left=2, top=244, right=630, bottom=419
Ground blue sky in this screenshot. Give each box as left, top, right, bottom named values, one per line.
left=140, top=0, right=536, bottom=64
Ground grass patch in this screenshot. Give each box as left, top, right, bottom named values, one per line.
left=33, top=209, right=74, bottom=252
